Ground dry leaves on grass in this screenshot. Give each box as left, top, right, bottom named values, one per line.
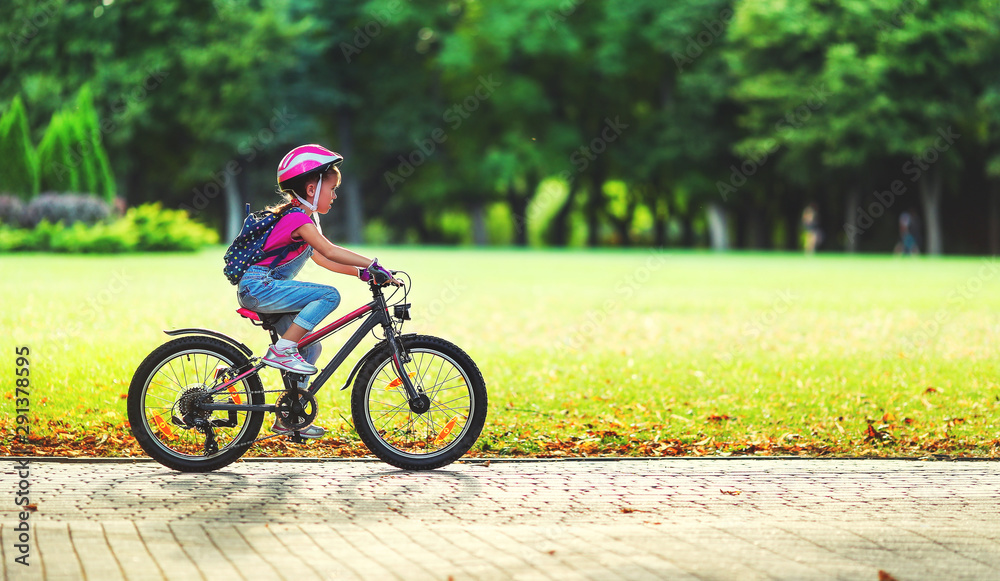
left=2, top=419, right=997, bottom=459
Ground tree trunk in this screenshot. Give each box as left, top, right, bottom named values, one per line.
left=706, top=203, right=729, bottom=251
left=844, top=187, right=860, bottom=253
left=989, top=181, right=1000, bottom=255
left=653, top=210, right=667, bottom=248
left=507, top=185, right=530, bottom=247
left=586, top=164, right=606, bottom=247
left=224, top=171, right=242, bottom=242
left=337, top=108, right=364, bottom=244
left=781, top=191, right=800, bottom=251
left=546, top=179, right=578, bottom=246
left=610, top=191, right=636, bottom=247
left=919, top=168, right=943, bottom=255
left=470, top=202, right=488, bottom=246
left=680, top=211, right=695, bottom=248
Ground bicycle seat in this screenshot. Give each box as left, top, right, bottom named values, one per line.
left=236, top=307, right=262, bottom=322
left=236, top=308, right=298, bottom=328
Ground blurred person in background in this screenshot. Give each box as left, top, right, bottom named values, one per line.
left=801, top=203, right=822, bottom=254
left=895, top=210, right=921, bottom=256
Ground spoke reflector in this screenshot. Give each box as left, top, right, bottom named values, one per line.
left=227, top=385, right=242, bottom=404
left=436, top=417, right=458, bottom=442
left=153, top=415, right=176, bottom=439
left=386, top=372, right=417, bottom=390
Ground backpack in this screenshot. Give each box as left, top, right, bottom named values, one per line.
left=223, top=206, right=307, bottom=285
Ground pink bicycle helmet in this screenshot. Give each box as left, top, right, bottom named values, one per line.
left=276, top=144, right=343, bottom=184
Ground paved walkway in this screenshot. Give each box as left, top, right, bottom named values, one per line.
left=2, top=458, right=999, bottom=580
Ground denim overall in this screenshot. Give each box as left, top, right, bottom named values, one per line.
left=237, top=246, right=341, bottom=379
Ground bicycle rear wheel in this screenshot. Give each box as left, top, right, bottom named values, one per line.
left=352, top=334, right=487, bottom=470
left=127, top=336, right=264, bottom=472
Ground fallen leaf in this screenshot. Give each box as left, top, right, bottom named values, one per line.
left=720, top=489, right=742, bottom=496
left=865, top=423, right=894, bottom=444
left=878, top=570, right=899, bottom=581
left=925, top=387, right=938, bottom=393
left=620, top=507, right=635, bottom=514
left=25, top=504, right=37, bottom=512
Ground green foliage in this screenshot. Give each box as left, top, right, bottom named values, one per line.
left=36, top=111, right=79, bottom=192
left=122, top=203, right=219, bottom=251
left=0, top=96, right=39, bottom=200
left=1, top=0, right=999, bottom=252
left=0, top=203, right=217, bottom=253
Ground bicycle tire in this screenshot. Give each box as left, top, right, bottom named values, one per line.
left=351, top=334, right=487, bottom=470
left=127, top=336, right=264, bottom=472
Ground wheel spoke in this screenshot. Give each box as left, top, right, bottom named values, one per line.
left=428, top=401, right=469, bottom=417
left=363, top=346, right=481, bottom=459
left=428, top=357, right=446, bottom=398
left=137, top=347, right=261, bottom=463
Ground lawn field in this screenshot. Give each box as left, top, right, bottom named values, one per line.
left=2, top=247, right=999, bottom=458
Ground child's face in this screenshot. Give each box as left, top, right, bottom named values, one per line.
left=312, top=170, right=341, bottom=214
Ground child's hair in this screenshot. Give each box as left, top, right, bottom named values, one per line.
left=267, top=166, right=341, bottom=214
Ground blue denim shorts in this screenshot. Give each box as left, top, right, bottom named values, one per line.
left=237, top=258, right=341, bottom=332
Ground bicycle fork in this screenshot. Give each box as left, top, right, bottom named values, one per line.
left=386, top=331, right=430, bottom=414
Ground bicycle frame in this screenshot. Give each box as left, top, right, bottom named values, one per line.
left=199, top=283, right=419, bottom=416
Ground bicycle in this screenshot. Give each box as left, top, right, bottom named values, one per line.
left=127, top=269, right=487, bottom=473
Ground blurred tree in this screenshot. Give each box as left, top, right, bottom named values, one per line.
left=2, top=0, right=999, bottom=252
left=599, top=0, right=740, bottom=249
left=72, top=85, right=116, bottom=203
left=729, top=0, right=994, bottom=254
left=431, top=0, right=584, bottom=246
left=0, top=95, right=39, bottom=200
left=37, top=111, right=79, bottom=192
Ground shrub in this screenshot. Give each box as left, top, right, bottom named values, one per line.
left=0, top=96, right=39, bottom=200
left=0, top=195, right=26, bottom=227
left=123, top=203, right=219, bottom=251
left=48, top=220, right=138, bottom=253
left=0, top=203, right=218, bottom=254
left=0, top=226, right=31, bottom=251
left=23, top=193, right=112, bottom=228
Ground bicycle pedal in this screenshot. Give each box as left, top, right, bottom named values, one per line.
left=288, top=433, right=308, bottom=445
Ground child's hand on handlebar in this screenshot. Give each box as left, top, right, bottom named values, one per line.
left=358, top=258, right=402, bottom=286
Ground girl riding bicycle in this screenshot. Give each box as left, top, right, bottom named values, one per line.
left=237, top=144, right=398, bottom=438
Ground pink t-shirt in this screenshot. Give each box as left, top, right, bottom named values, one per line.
left=253, top=211, right=313, bottom=267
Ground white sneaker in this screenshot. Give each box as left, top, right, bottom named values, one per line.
left=271, top=419, right=325, bottom=439
left=262, top=345, right=318, bottom=375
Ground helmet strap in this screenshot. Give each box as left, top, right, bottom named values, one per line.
left=294, top=173, right=321, bottom=212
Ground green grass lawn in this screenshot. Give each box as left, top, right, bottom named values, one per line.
left=2, top=247, right=999, bottom=457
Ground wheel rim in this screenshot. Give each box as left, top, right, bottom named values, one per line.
left=139, top=349, right=256, bottom=460
left=363, top=348, right=475, bottom=459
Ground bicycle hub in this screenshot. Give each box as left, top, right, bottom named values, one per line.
left=408, top=394, right=431, bottom=414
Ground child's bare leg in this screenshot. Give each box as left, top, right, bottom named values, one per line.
left=281, top=323, right=308, bottom=343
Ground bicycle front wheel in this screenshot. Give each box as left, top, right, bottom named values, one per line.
left=352, top=335, right=487, bottom=470
left=127, top=336, right=264, bottom=472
